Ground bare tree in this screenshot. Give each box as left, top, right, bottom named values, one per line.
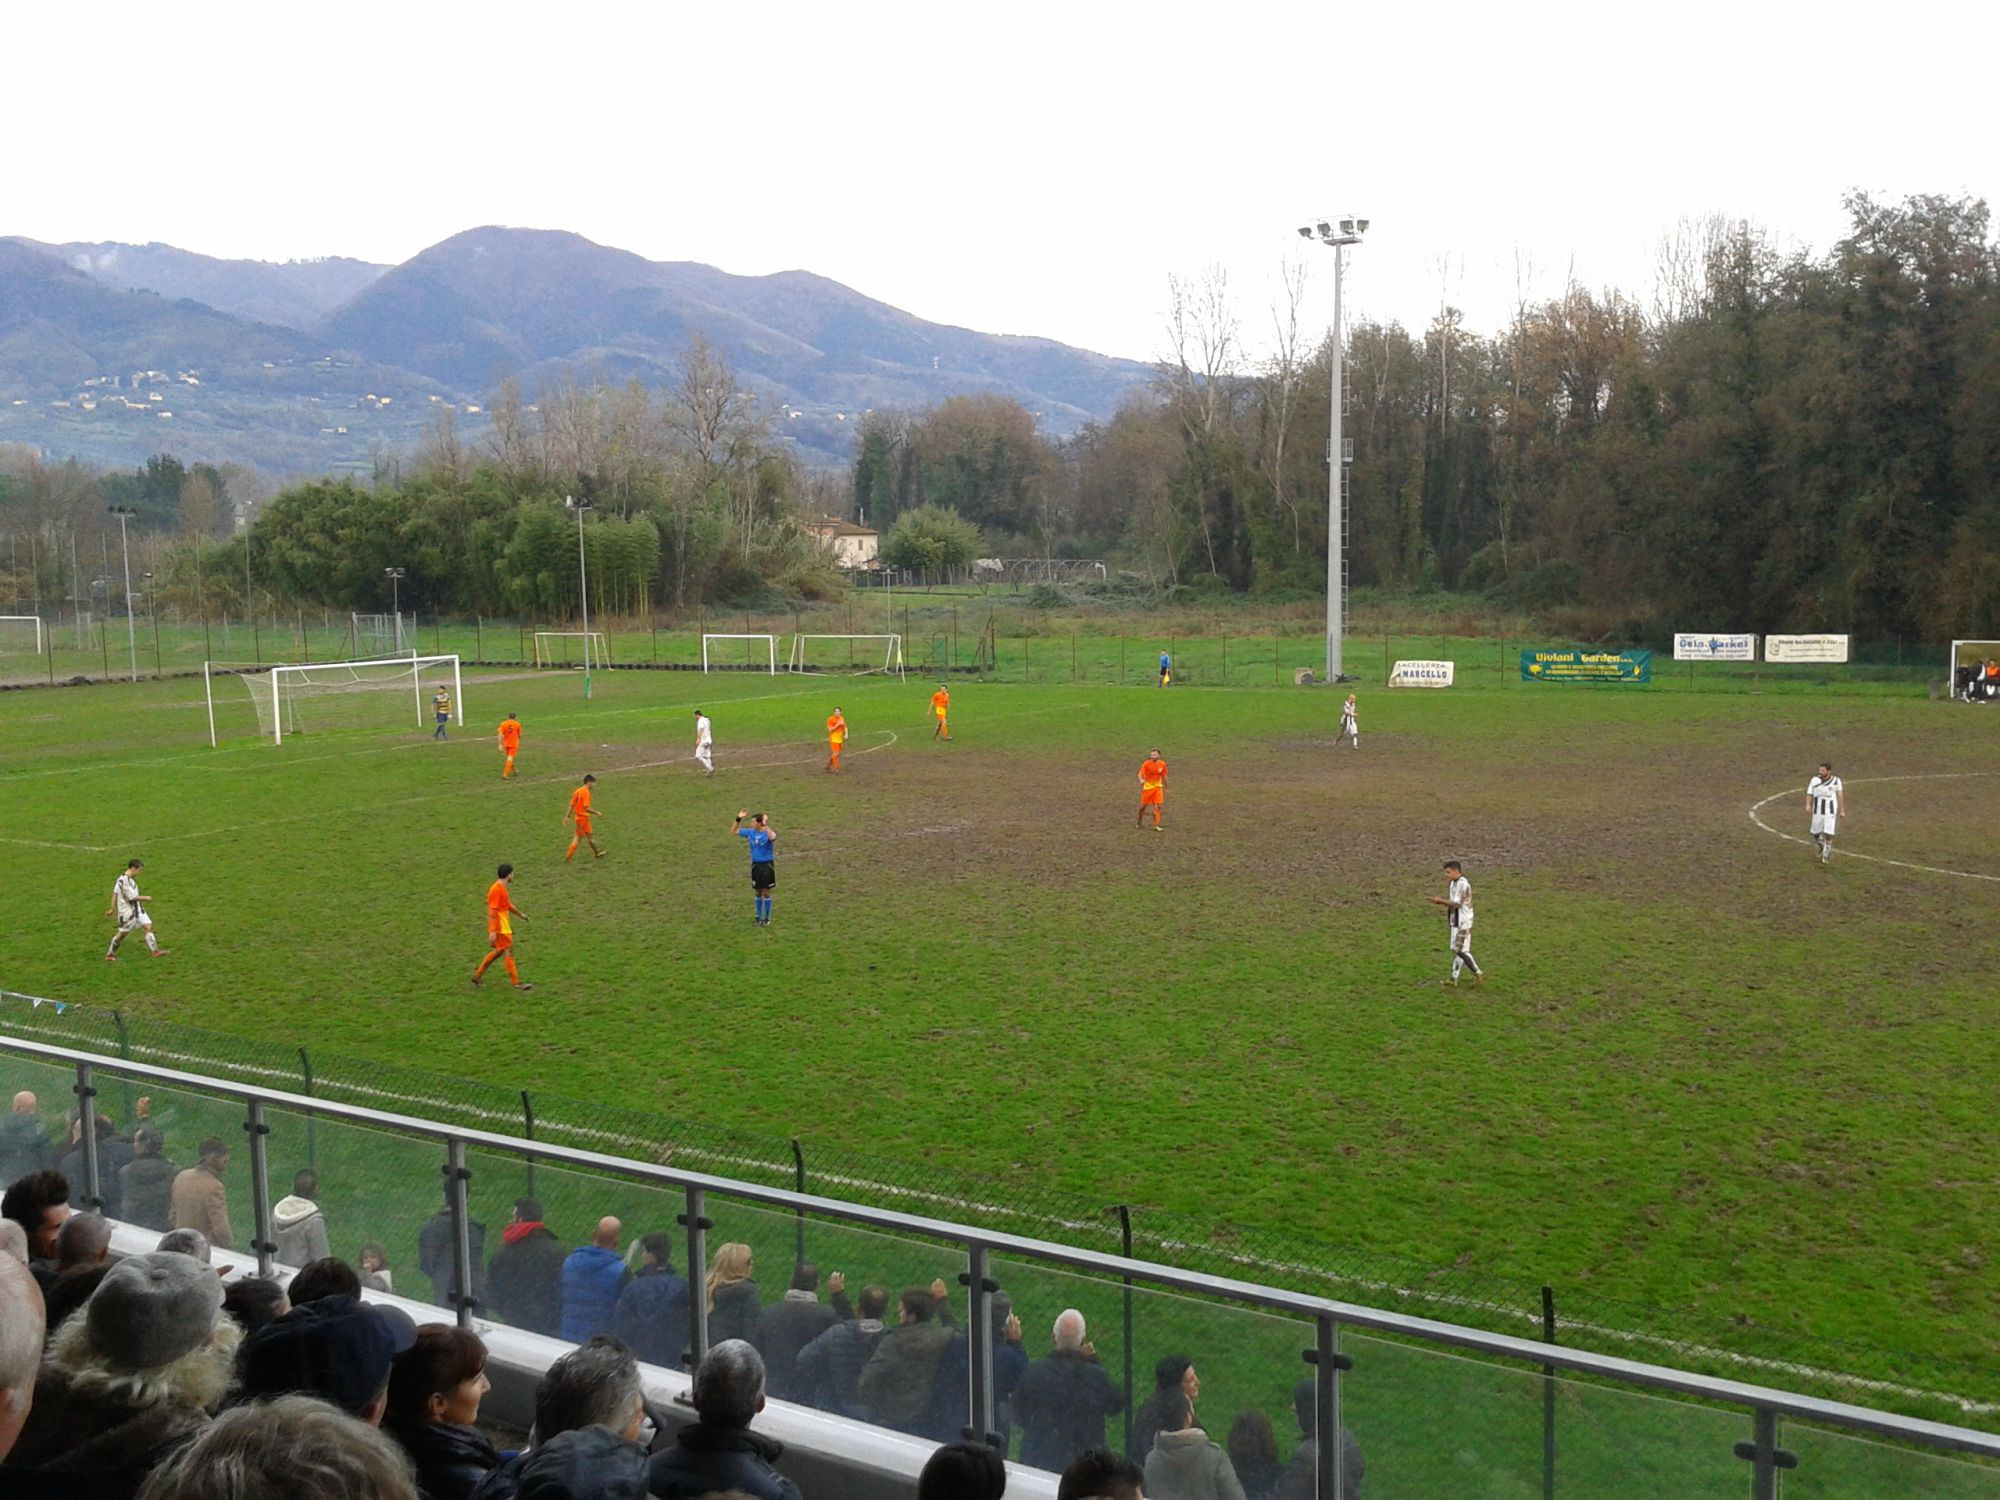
left=1260, top=261, right=1310, bottom=550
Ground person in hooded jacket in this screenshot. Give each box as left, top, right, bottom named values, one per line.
left=116, top=1128, right=178, bottom=1233
left=612, top=1233, right=690, bottom=1369
left=272, top=1169, right=333, bottom=1269
left=647, top=1340, right=802, bottom=1500
left=487, top=1198, right=567, bottom=1338
left=383, top=1324, right=503, bottom=1500
left=1141, top=1388, right=1245, bottom=1500
left=559, top=1218, right=628, bottom=1344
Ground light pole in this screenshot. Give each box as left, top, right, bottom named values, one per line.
left=108, top=505, right=139, bottom=682
left=383, top=567, right=406, bottom=649
left=566, top=495, right=593, bottom=699
left=1299, top=216, right=1368, bottom=684
left=143, top=570, right=161, bottom=676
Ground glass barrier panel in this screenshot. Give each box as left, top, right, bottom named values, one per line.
left=1780, top=1417, right=2000, bottom=1500
left=704, top=1196, right=968, bottom=1439
left=93, top=1073, right=253, bottom=1252
left=260, top=1100, right=444, bottom=1296
left=0, top=1053, right=85, bottom=1213
left=990, top=1253, right=1313, bottom=1485
left=1344, top=1330, right=1748, bottom=1499
left=463, top=1147, right=689, bottom=1351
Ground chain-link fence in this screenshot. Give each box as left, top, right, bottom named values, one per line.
left=2, top=988, right=1991, bottom=1433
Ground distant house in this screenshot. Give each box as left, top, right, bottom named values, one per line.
left=803, top=515, right=880, bottom=569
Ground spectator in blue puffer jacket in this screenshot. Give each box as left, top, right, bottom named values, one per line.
left=560, top=1217, right=629, bottom=1344
left=612, top=1232, right=690, bottom=1369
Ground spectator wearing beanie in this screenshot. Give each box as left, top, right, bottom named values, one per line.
left=383, top=1324, right=502, bottom=1500
left=236, top=1293, right=418, bottom=1426
left=6, top=1250, right=239, bottom=1499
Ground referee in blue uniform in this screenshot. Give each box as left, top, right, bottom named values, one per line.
left=733, top=809, right=777, bottom=926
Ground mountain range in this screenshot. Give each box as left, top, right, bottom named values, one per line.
left=0, top=228, right=1156, bottom=475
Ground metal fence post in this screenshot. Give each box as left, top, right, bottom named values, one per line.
left=298, top=1047, right=318, bottom=1173
left=1541, top=1285, right=1557, bottom=1500
left=682, top=1185, right=711, bottom=1367
left=964, top=1242, right=998, bottom=1444
left=1734, top=1406, right=1797, bottom=1500
left=74, top=1061, right=102, bottom=1211
left=791, top=1139, right=806, bottom=1269
left=111, top=1010, right=135, bottom=1126
left=1307, top=1314, right=1352, bottom=1500
left=245, top=1098, right=275, bottom=1279
left=520, top=1090, right=537, bottom=1198
left=445, top=1138, right=475, bottom=1328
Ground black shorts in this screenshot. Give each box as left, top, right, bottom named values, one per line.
left=750, top=861, right=776, bottom=891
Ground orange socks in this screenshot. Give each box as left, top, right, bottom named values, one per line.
left=504, top=954, right=520, bottom=984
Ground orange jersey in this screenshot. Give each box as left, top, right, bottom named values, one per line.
left=827, top=714, right=847, bottom=744
left=1139, top=758, right=1168, bottom=791
left=568, top=784, right=593, bottom=821
left=485, top=879, right=514, bottom=936
left=931, top=690, right=949, bottom=716
left=498, top=718, right=522, bottom=751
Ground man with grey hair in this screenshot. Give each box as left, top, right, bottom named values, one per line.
left=0, top=1220, right=27, bottom=1264
left=469, top=1336, right=649, bottom=1500
left=0, top=1251, right=44, bottom=1461
left=157, top=1227, right=212, bottom=1263
left=134, top=1393, right=420, bottom=1500
left=1016, top=1308, right=1125, bottom=1474
left=647, top=1339, right=802, bottom=1500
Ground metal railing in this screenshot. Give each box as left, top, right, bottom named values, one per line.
left=16, top=1031, right=2000, bottom=1500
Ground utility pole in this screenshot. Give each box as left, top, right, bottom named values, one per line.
left=1299, top=216, right=1369, bottom=683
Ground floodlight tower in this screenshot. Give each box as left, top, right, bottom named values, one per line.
left=1298, top=216, right=1369, bottom=683
left=566, top=495, right=593, bottom=699
left=383, top=567, right=406, bottom=638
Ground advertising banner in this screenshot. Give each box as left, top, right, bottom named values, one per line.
left=1764, top=634, right=1849, bottom=663
left=1520, top=649, right=1651, bottom=683
left=1389, top=659, right=1455, bottom=687
left=1674, top=633, right=1758, bottom=661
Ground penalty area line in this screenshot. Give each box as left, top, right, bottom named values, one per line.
left=1747, top=771, right=2000, bottom=884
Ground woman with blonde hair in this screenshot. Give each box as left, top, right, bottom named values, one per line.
left=704, top=1242, right=760, bottom=1344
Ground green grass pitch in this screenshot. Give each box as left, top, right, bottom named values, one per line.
left=1, top=659, right=1998, bottom=1479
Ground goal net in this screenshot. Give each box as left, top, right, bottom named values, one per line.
left=1951, top=640, right=2000, bottom=702
left=534, top=631, right=611, bottom=669
left=788, top=634, right=905, bottom=678
left=702, top=634, right=777, bottom=674
left=206, top=654, right=464, bottom=746
left=0, top=616, right=44, bottom=653
left=351, top=612, right=411, bottom=654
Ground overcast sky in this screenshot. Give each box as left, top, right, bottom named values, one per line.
left=7, top=0, right=1993, bottom=366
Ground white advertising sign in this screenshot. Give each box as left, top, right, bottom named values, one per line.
left=1673, top=633, right=1757, bottom=661
left=1390, top=659, right=1456, bottom=687
left=1764, top=634, right=1849, bottom=663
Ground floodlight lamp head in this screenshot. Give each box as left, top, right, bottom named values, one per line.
left=1316, top=220, right=1331, bottom=237
left=1339, top=218, right=1356, bottom=234
left=1297, top=225, right=1313, bottom=239
left=1356, top=218, right=1370, bottom=233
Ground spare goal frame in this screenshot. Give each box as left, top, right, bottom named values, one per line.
left=0, top=616, right=45, bottom=653
left=787, top=633, right=906, bottom=679
left=534, top=631, right=612, bottom=670
left=702, top=634, right=777, bottom=674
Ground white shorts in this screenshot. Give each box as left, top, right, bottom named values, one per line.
left=1810, top=813, right=1837, bottom=837
left=1451, top=920, right=1474, bottom=953
left=117, top=913, right=153, bottom=934
left=695, top=745, right=713, bottom=769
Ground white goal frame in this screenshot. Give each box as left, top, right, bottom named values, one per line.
left=351, top=611, right=411, bottom=654
left=0, top=616, right=45, bottom=653
left=702, top=634, right=777, bottom=674
left=534, top=631, right=611, bottom=670
left=788, top=633, right=906, bottom=679
left=204, top=653, right=463, bottom=747
left=1951, top=639, right=2000, bottom=702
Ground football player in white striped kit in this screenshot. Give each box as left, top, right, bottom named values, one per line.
left=1427, top=859, right=1481, bottom=985
left=104, top=858, right=168, bottom=960
left=1339, top=692, right=1359, bottom=749
left=1805, top=762, right=1844, bottom=863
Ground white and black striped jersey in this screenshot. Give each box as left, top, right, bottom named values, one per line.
left=1808, top=774, right=1843, bottom=818
left=1447, top=875, right=1472, bottom=926
left=112, top=873, right=142, bottom=922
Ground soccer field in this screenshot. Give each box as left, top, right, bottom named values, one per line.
left=2, top=664, right=1997, bottom=1396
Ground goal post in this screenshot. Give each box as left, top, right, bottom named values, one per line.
left=787, top=634, right=906, bottom=679
left=533, top=631, right=611, bottom=669
left=702, top=634, right=777, bottom=674
left=0, top=616, right=45, bottom=653
left=205, top=653, right=464, bottom=746
left=1950, top=640, right=2000, bottom=702
left=351, top=612, right=411, bottom=655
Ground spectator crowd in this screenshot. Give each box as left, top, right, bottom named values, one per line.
left=0, top=1086, right=1362, bottom=1499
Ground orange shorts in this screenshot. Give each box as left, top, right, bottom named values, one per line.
left=502, top=744, right=519, bottom=758
left=487, top=931, right=513, bottom=951
left=1141, top=787, right=1164, bottom=805
left=572, top=817, right=592, bottom=836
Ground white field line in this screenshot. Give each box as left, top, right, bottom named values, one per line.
left=1748, top=772, right=2000, bottom=884
left=0, top=836, right=107, bottom=853
left=19, top=1021, right=1989, bottom=1417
